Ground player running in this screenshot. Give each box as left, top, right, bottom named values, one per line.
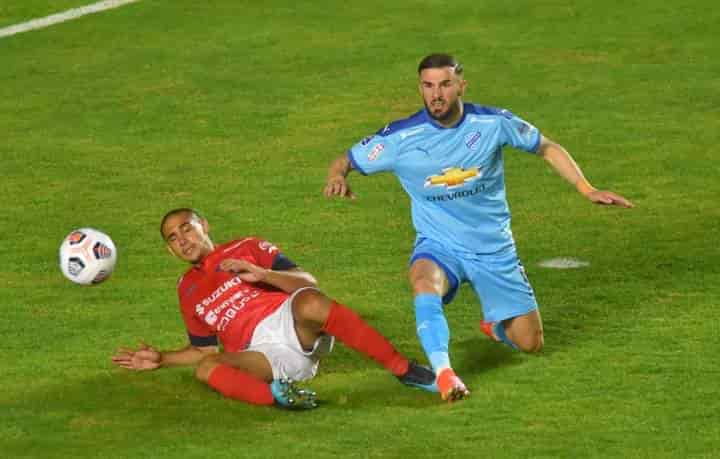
left=324, top=53, right=633, bottom=402
left=112, top=208, right=436, bottom=409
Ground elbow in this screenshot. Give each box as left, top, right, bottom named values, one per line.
left=536, top=135, right=563, bottom=159
left=304, top=274, right=319, bottom=288
left=285, top=276, right=319, bottom=295
left=293, top=272, right=319, bottom=290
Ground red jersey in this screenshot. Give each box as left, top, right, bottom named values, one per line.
left=176, top=237, right=291, bottom=352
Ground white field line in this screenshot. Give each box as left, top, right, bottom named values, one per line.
left=0, top=0, right=141, bottom=39
left=538, top=258, right=590, bottom=269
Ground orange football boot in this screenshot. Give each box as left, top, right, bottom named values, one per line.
left=436, top=368, right=469, bottom=402
left=479, top=320, right=501, bottom=342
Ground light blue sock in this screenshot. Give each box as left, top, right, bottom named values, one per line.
left=414, top=293, right=450, bottom=371
left=493, top=321, right=519, bottom=350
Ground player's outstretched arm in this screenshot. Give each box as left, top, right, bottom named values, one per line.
left=111, top=343, right=217, bottom=371
left=537, top=136, right=634, bottom=208
left=324, top=153, right=356, bottom=199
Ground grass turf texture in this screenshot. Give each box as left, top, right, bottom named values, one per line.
left=1, top=1, right=718, bottom=457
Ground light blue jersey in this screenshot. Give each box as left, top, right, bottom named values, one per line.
left=348, top=103, right=541, bottom=255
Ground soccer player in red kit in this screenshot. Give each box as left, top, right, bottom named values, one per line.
left=112, top=208, right=437, bottom=409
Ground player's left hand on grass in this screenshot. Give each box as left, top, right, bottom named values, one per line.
left=586, top=190, right=634, bottom=208
left=218, top=258, right=267, bottom=282
left=111, top=343, right=162, bottom=371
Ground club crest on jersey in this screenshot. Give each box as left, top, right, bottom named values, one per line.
left=424, top=166, right=482, bottom=189
left=368, top=143, right=384, bottom=161
left=464, top=131, right=482, bottom=151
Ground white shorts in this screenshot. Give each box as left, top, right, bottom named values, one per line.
left=247, top=287, right=334, bottom=381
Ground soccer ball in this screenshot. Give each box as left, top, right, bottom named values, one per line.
left=59, top=228, right=117, bottom=285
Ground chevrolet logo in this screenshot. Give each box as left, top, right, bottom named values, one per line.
left=424, top=167, right=482, bottom=188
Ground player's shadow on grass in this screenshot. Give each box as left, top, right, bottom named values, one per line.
left=314, top=338, right=528, bottom=410
left=453, top=336, right=526, bottom=376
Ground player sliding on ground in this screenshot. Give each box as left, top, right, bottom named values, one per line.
left=111, top=208, right=436, bottom=409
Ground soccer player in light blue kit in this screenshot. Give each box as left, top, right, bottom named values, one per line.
left=324, top=54, right=633, bottom=401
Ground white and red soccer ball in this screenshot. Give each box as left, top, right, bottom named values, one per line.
left=59, top=228, right=117, bottom=285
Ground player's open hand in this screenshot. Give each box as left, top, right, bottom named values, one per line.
left=112, top=343, right=161, bottom=371
left=586, top=190, right=634, bottom=208
left=219, top=258, right=267, bottom=283
left=324, top=176, right=356, bottom=200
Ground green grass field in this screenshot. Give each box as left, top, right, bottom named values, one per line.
left=1, top=1, right=718, bottom=457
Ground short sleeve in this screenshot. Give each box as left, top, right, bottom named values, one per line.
left=497, top=110, right=542, bottom=153
left=188, top=333, right=218, bottom=347
left=348, top=129, right=400, bottom=175
left=271, top=253, right=297, bottom=271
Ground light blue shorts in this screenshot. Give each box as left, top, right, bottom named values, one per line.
left=410, top=237, right=538, bottom=323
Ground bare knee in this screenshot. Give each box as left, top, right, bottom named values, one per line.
left=514, top=330, right=544, bottom=353
left=504, top=310, right=543, bottom=353
left=409, top=260, right=448, bottom=296
left=292, top=289, right=331, bottom=326
left=195, top=354, right=221, bottom=382
left=411, top=278, right=443, bottom=296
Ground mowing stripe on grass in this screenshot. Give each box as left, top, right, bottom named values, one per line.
left=0, top=0, right=141, bottom=39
